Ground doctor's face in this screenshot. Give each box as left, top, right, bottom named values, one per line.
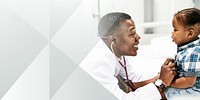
left=113, top=19, right=140, bottom=57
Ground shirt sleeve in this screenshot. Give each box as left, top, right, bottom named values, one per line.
left=182, top=51, right=200, bottom=76
left=93, top=69, right=161, bottom=100
left=90, top=61, right=161, bottom=100
left=126, top=83, right=161, bottom=100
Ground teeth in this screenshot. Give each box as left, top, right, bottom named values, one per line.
left=133, top=45, right=138, bottom=48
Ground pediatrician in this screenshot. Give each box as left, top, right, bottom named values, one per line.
left=80, top=12, right=176, bottom=100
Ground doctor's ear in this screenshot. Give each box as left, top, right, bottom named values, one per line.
left=108, top=34, right=116, bottom=42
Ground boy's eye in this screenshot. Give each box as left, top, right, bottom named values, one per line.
left=173, top=28, right=177, bottom=31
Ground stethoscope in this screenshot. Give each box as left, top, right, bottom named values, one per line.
left=110, top=41, right=136, bottom=91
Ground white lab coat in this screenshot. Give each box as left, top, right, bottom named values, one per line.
left=80, top=39, right=161, bottom=100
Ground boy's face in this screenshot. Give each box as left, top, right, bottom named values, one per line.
left=171, top=17, right=190, bottom=45
left=114, top=19, right=140, bottom=57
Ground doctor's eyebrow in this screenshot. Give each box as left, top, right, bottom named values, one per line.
left=129, top=27, right=136, bottom=33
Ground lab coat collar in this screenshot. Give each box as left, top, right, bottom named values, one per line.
left=99, top=39, right=122, bottom=76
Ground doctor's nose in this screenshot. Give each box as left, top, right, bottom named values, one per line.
left=135, top=33, right=140, bottom=40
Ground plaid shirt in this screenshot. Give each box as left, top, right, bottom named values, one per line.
left=175, top=38, right=200, bottom=88
left=175, top=39, right=200, bottom=76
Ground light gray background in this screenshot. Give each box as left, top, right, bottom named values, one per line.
left=0, top=0, right=197, bottom=100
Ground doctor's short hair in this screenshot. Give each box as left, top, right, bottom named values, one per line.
left=98, top=12, right=131, bottom=38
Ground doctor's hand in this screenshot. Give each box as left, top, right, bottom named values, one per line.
left=159, top=58, right=176, bottom=86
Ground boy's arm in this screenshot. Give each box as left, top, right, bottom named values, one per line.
left=133, top=75, right=159, bottom=88
left=170, top=76, right=197, bottom=88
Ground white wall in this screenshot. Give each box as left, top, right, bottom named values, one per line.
left=153, top=0, right=194, bottom=35
left=100, top=0, right=144, bottom=25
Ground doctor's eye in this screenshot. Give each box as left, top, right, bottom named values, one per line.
left=131, top=29, right=136, bottom=34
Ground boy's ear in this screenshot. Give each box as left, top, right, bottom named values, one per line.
left=187, top=28, right=195, bottom=38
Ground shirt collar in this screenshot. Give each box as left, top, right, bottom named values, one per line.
left=177, top=38, right=200, bottom=52
left=99, top=39, right=123, bottom=76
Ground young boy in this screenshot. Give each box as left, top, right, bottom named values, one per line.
left=165, top=8, right=200, bottom=99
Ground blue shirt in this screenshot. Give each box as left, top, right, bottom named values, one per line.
left=175, top=38, right=200, bottom=88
